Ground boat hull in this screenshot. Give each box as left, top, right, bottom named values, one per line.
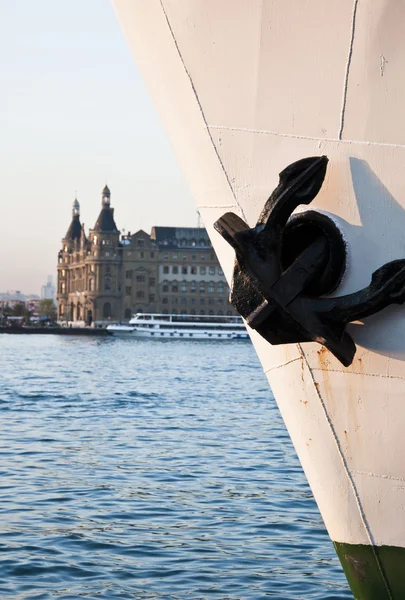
left=112, top=1, right=405, bottom=596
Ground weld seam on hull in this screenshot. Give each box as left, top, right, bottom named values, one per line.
left=198, top=204, right=240, bottom=209
left=297, top=344, right=393, bottom=598
left=264, top=357, right=302, bottom=373
left=158, top=0, right=247, bottom=222
left=338, top=0, right=359, bottom=140
left=352, top=470, right=405, bottom=484
left=311, top=368, right=405, bottom=381
left=208, top=125, right=405, bottom=150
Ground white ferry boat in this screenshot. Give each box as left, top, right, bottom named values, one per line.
left=107, top=313, right=248, bottom=340
left=112, top=1, right=405, bottom=597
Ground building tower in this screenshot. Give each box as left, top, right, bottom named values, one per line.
left=57, top=197, right=82, bottom=321
left=86, top=185, right=122, bottom=323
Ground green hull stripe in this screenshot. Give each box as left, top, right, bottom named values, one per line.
left=334, top=541, right=405, bottom=599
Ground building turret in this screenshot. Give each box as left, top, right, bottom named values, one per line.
left=64, top=197, right=82, bottom=241
left=93, top=185, right=118, bottom=232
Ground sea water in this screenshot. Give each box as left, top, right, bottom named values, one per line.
left=0, top=335, right=351, bottom=599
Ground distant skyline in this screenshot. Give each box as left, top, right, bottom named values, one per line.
left=0, top=0, right=195, bottom=293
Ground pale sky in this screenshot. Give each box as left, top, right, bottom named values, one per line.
left=0, top=0, right=194, bottom=294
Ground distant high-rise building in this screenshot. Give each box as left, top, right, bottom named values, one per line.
left=57, top=187, right=235, bottom=326
left=41, top=275, right=56, bottom=301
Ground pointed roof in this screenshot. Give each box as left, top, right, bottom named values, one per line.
left=64, top=197, right=82, bottom=240
left=93, top=185, right=118, bottom=232
left=93, top=207, right=118, bottom=232
left=65, top=214, right=82, bottom=240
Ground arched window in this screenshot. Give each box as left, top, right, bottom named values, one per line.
left=103, top=302, right=112, bottom=318
left=125, top=308, right=131, bottom=320
left=181, top=280, right=187, bottom=292
left=172, top=280, right=178, bottom=292
left=162, top=280, right=169, bottom=292
left=190, top=281, right=196, bottom=293
left=218, top=281, right=224, bottom=293
left=199, top=282, right=205, bottom=293
left=208, top=281, right=215, bottom=293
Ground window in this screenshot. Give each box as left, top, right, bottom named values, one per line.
left=182, top=266, right=188, bottom=275
left=163, top=253, right=169, bottom=259
left=200, top=254, right=206, bottom=260
left=93, top=236, right=97, bottom=245
left=191, top=298, right=196, bottom=305
left=125, top=286, right=131, bottom=296
left=218, top=267, right=224, bottom=276
left=181, top=281, right=187, bottom=292
left=89, top=279, right=94, bottom=292
left=105, top=279, right=111, bottom=291
left=137, top=239, right=145, bottom=247
left=191, top=266, right=197, bottom=274
left=200, top=298, right=205, bottom=305
left=191, top=254, right=196, bottom=260
left=60, top=283, right=66, bottom=294
left=218, top=282, right=224, bottom=293
left=106, top=265, right=111, bottom=275
left=162, top=297, right=168, bottom=304
left=125, top=270, right=132, bottom=279
left=149, top=293, right=155, bottom=302
left=218, top=298, right=224, bottom=305
left=182, top=255, right=187, bottom=261
left=150, top=252, right=155, bottom=258
left=137, top=291, right=145, bottom=299
left=181, top=297, right=186, bottom=304
left=139, top=251, right=144, bottom=258
left=149, top=277, right=155, bottom=286
left=163, top=266, right=169, bottom=274
left=61, top=269, right=66, bottom=277
left=105, top=252, right=110, bottom=257
left=172, top=281, right=178, bottom=292
left=172, top=297, right=178, bottom=304
left=209, top=267, right=216, bottom=275
left=172, top=266, right=178, bottom=274
left=200, top=266, right=206, bottom=275
left=209, top=298, right=214, bottom=305
left=210, top=253, right=215, bottom=260
left=172, top=253, right=178, bottom=260
left=199, top=282, right=205, bottom=292
left=208, top=282, right=215, bottom=293
left=136, top=275, right=145, bottom=283
left=190, top=281, right=196, bottom=293
left=162, top=280, right=169, bottom=292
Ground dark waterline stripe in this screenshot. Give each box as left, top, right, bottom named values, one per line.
left=334, top=541, right=405, bottom=599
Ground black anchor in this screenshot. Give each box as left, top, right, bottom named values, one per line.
left=214, top=156, right=405, bottom=366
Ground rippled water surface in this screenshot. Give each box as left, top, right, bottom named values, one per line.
left=0, top=335, right=351, bottom=599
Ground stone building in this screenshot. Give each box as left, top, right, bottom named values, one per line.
left=57, top=187, right=234, bottom=325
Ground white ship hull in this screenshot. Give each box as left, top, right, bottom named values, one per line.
left=112, top=1, right=405, bottom=597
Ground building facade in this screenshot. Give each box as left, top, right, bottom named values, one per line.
left=57, top=187, right=235, bottom=325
